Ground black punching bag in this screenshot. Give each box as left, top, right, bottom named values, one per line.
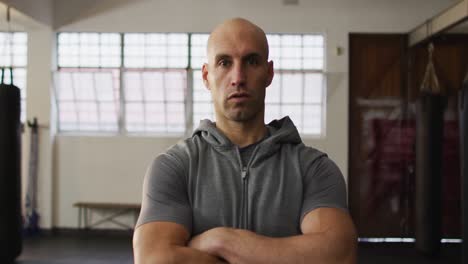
left=415, top=94, right=445, bottom=255
left=460, top=73, right=468, bottom=264
left=0, top=68, right=23, bottom=262
left=415, top=44, right=444, bottom=255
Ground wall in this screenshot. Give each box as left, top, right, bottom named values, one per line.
left=9, top=0, right=459, bottom=228
left=0, top=2, right=55, bottom=228
left=26, top=28, right=54, bottom=229
left=0, top=0, right=53, bottom=27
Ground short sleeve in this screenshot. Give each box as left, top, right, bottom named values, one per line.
left=136, top=153, right=192, bottom=234
left=300, top=155, right=348, bottom=222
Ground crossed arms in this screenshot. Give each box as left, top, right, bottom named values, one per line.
left=133, top=207, right=357, bottom=264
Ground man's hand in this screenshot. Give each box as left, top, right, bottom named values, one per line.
left=133, top=222, right=229, bottom=264
left=188, top=208, right=357, bottom=264
left=189, top=227, right=242, bottom=255
left=188, top=228, right=237, bottom=262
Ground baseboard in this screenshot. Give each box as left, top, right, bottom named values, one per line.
left=36, top=227, right=134, bottom=237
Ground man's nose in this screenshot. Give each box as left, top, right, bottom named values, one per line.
left=231, top=63, right=246, bottom=87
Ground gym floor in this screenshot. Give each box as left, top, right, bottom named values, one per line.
left=14, top=231, right=461, bottom=264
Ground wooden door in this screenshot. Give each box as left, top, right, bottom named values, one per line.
left=349, top=34, right=411, bottom=237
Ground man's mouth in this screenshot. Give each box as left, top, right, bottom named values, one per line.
left=228, top=92, right=250, bottom=101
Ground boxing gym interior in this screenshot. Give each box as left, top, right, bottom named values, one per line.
left=0, top=0, right=467, bottom=263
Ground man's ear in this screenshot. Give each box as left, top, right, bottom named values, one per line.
left=265, top=60, right=274, bottom=87
left=202, top=63, right=210, bottom=90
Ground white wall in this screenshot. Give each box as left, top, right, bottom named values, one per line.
left=54, top=136, right=179, bottom=227
left=0, top=2, right=55, bottom=228
left=25, top=28, right=55, bottom=228
left=15, top=0, right=459, bottom=228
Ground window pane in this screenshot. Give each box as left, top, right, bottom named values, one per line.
left=55, top=72, right=75, bottom=100
left=95, top=72, right=115, bottom=101
left=59, top=101, right=78, bottom=130
left=77, top=102, right=99, bottom=130
left=281, top=104, right=302, bottom=129
left=0, top=32, right=28, bottom=122
left=167, top=103, right=185, bottom=130
left=281, top=73, right=302, bottom=104
left=54, top=70, right=119, bottom=132
left=265, top=103, right=280, bottom=124
left=99, top=102, right=118, bottom=131
left=124, top=33, right=188, bottom=69
left=142, top=72, right=165, bottom=102
left=146, top=103, right=166, bottom=131
left=304, top=73, right=323, bottom=104
left=190, top=34, right=209, bottom=69
left=192, top=68, right=214, bottom=127
left=126, top=102, right=145, bottom=132
left=1, top=68, right=26, bottom=90
left=193, top=70, right=211, bottom=102
left=193, top=102, right=214, bottom=126
left=303, top=47, right=323, bottom=58
left=58, top=32, right=121, bottom=67
left=0, top=32, right=28, bottom=67
left=124, top=72, right=143, bottom=101
left=303, top=104, right=322, bottom=135
left=124, top=70, right=186, bottom=133
left=303, top=35, right=324, bottom=47
left=265, top=73, right=281, bottom=104
left=165, top=72, right=185, bottom=101
left=266, top=33, right=324, bottom=71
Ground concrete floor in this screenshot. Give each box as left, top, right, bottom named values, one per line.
left=13, top=231, right=461, bottom=264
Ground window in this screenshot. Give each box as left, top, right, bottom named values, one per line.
left=55, top=33, right=121, bottom=132
left=124, top=33, right=188, bottom=68
left=267, top=34, right=325, bottom=135
left=123, top=33, right=187, bottom=133
left=54, top=69, right=120, bottom=131
left=55, top=32, right=325, bottom=136
left=190, top=34, right=215, bottom=127
left=190, top=34, right=326, bottom=135
left=0, top=32, right=28, bottom=122
left=123, top=69, right=186, bottom=133
left=58, top=32, right=121, bottom=67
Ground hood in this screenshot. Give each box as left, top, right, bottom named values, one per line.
left=192, top=116, right=302, bottom=152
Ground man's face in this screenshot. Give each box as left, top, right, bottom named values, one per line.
left=202, top=24, right=274, bottom=123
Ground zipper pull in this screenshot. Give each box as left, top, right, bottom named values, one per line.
left=241, top=167, right=248, bottom=179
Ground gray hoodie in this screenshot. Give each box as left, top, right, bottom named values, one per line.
left=137, top=116, right=347, bottom=237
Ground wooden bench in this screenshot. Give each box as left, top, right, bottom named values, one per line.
left=73, top=202, right=141, bottom=230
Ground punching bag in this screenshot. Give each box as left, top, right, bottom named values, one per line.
left=460, top=72, right=468, bottom=264
left=0, top=68, right=23, bottom=262
left=415, top=44, right=445, bottom=255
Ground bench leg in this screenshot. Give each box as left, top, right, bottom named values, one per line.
left=78, top=207, right=82, bottom=229
left=84, top=208, right=88, bottom=229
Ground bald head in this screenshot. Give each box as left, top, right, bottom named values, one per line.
left=206, top=18, right=269, bottom=64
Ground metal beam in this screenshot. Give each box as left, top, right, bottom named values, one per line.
left=408, top=0, right=468, bottom=46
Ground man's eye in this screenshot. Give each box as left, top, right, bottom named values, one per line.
left=247, top=57, right=259, bottom=65
left=218, top=60, right=231, bottom=67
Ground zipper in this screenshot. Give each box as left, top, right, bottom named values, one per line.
left=241, top=166, right=248, bottom=229
left=236, top=146, right=260, bottom=230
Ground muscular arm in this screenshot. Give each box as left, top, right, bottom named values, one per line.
left=133, top=221, right=227, bottom=264
left=189, top=207, right=357, bottom=264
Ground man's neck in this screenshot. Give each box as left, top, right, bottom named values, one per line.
left=215, top=117, right=268, bottom=148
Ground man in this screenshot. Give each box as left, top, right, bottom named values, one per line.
left=133, top=18, right=357, bottom=264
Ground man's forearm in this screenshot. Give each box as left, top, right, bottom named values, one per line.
left=137, top=245, right=227, bottom=264
left=189, top=227, right=356, bottom=264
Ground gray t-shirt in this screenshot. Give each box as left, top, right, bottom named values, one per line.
left=239, top=131, right=270, bottom=167
left=137, top=117, right=347, bottom=237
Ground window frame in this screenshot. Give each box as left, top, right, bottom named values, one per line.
left=0, top=31, right=28, bottom=123
left=55, top=31, right=327, bottom=137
